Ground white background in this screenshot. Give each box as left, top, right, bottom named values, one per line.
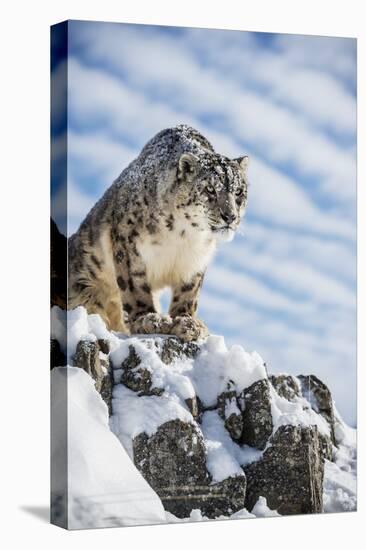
left=0, top=0, right=364, bottom=548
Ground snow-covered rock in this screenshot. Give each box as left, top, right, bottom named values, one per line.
left=51, top=306, right=357, bottom=527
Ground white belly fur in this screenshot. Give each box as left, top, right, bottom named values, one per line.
left=137, top=222, right=216, bottom=290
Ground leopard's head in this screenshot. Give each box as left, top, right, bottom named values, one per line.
left=176, top=151, right=249, bottom=241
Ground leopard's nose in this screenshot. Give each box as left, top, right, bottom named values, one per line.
left=220, top=211, right=236, bottom=225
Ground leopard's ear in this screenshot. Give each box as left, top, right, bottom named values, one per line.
left=178, top=153, right=199, bottom=182
left=234, top=155, right=249, bottom=175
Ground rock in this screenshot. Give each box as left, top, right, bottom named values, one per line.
left=244, top=425, right=324, bottom=515
left=97, top=338, right=110, bottom=355
left=269, top=374, right=300, bottom=401
left=161, top=475, right=246, bottom=519
left=72, top=340, right=113, bottom=414
left=50, top=338, right=66, bottom=369
left=120, top=345, right=163, bottom=396
left=217, top=385, right=243, bottom=440
left=185, top=396, right=200, bottom=419
left=318, top=433, right=333, bottom=461
left=298, top=375, right=336, bottom=444
left=133, top=420, right=209, bottom=488
left=159, top=336, right=200, bottom=365
left=133, top=419, right=246, bottom=518
left=241, top=379, right=273, bottom=450
left=98, top=366, right=113, bottom=416
left=67, top=328, right=339, bottom=520
left=269, top=374, right=333, bottom=460
left=73, top=340, right=100, bottom=379
left=133, top=419, right=208, bottom=512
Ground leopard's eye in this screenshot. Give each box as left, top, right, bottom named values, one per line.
left=235, top=187, right=244, bottom=196
left=206, top=184, right=216, bottom=195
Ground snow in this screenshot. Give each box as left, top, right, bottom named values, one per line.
left=53, top=306, right=357, bottom=526
left=270, top=385, right=331, bottom=437
left=323, top=460, right=357, bottom=513
left=111, top=337, right=196, bottom=401
left=165, top=508, right=254, bottom=523
left=51, top=305, right=121, bottom=362
left=50, top=306, right=67, bottom=352
left=165, top=497, right=279, bottom=523
left=110, top=334, right=267, bottom=410
left=109, top=338, right=136, bottom=368
left=251, top=496, right=280, bottom=517
left=225, top=396, right=241, bottom=418
left=88, top=312, right=120, bottom=343
left=111, top=384, right=194, bottom=443
left=201, top=411, right=246, bottom=482
left=191, top=338, right=267, bottom=407
left=108, top=331, right=267, bottom=449
left=201, top=410, right=262, bottom=482
left=51, top=366, right=166, bottom=529
left=111, top=329, right=333, bottom=446
left=65, top=308, right=96, bottom=361
left=334, top=406, right=357, bottom=448
left=323, top=407, right=357, bottom=513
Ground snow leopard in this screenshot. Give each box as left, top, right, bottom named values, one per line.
left=68, top=124, right=249, bottom=341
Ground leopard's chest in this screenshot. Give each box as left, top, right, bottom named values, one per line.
left=136, top=216, right=216, bottom=289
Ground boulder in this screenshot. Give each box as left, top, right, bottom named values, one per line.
left=240, top=379, right=273, bottom=450
left=133, top=419, right=209, bottom=489
left=133, top=419, right=246, bottom=518
left=244, top=425, right=324, bottom=515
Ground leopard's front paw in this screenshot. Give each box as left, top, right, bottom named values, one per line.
left=170, top=316, right=209, bottom=342
left=129, top=312, right=173, bottom=335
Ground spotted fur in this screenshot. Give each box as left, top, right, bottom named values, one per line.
left=68, top=125, right=249, bottom=341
